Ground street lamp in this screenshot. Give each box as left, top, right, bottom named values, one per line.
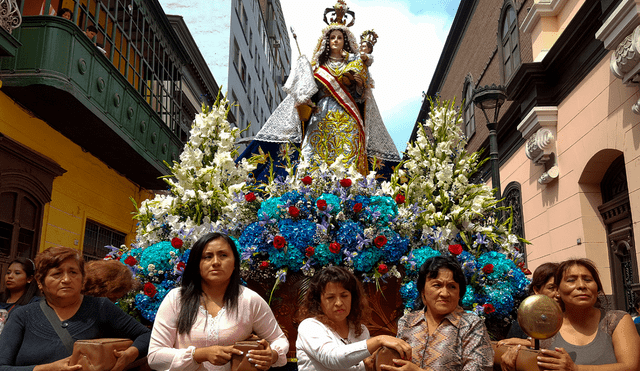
left=472, top=84, right=507, bottom=199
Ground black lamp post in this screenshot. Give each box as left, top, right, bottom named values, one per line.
left=472, top=84, right=507, bottom=199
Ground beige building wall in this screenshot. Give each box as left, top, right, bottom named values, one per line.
left=498, top=49, right=640, bottom=295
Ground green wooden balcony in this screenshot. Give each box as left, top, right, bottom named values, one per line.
left=0, top=16, right=182, bottom=189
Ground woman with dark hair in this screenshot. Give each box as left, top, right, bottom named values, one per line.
left=148, top=232, right=288, bottom=371
left=296, top=266, right=411, bottom=371
left=242, top=2, right=401, bottom=180
left=0, top=246, right=149, bottom=371
left=499, top=262, right=559, bottom=343
left=0, top=258, right=40, bottom=313
left=501, top=258, right=640, bottom=370
left=387, top=256, right=493, bottom=371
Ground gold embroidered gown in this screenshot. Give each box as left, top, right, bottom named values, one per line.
left=301, top=53, right=368, bottom=174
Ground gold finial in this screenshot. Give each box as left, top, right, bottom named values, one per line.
left=323, top=0, right=355, bottom=27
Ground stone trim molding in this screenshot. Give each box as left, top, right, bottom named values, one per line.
left=597, top=0, right=640, bottom=114
left=521, top=0, right=566, bottom=34
left=0, top=0, right=21, bottom=33
left=596, top=0, right=640, bottom=50
left=517, top=106, right=559, bottom=184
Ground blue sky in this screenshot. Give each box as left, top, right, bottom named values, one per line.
left=158, top=0, right=461, bottom=153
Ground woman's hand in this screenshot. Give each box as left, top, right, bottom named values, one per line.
left=500, top=344, right=520, bottom=371
left=536, top=348, right=578, bottom=371
left=497, top=338, right=533, bottom=347
left=380, top=358, right=422, bottom=371
left=111, top=346, right=139, bottom=371
left=368, top=335, right=412, bottom=361
left=353, top=73, right=364, bottom=88
left=33, top=357, right=82, bottom=371
left=193, top=345, right=243, bottom=365
left=247, top=339, right=279, bottom=370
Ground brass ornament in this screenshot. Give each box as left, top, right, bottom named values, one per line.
left=517, top=294, right=563, bottom=340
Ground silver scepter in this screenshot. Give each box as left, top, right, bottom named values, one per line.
left=290, top=26, right=302, bottom=56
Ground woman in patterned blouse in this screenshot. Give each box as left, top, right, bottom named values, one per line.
left=387, top=256, right=494, bottom=371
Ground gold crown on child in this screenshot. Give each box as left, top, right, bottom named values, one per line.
left=323, top=0, right=355, bottom=27
left=360, top=29, right=378, bottom=47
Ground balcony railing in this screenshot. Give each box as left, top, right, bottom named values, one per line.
left=0, top=15, right=182, bottom=189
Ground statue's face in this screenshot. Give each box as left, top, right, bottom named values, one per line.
left=359, top=41, right=371, bottom=54
left=329, top=30, right=344, bottom=53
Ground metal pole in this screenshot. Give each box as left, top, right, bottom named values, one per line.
left=487, top=120, right=501, bottom=200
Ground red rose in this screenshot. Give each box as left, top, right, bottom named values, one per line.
left=171, top=237, right=183, bottom=249
left=288, top=206, right=300, bottom=217
left=482, top=264, right=494, bottom=274
left=340, top=178, right=352, bottom=187
left=395, top=194, right=405, bottom=204
left=259, top=261, right=269, bottom=270
left=176, top=261, right=186, bottom=272
left=273, top=235, right=286, bottom=249
left=317, top=199, right=327, bottom=211
left=483, top=303, right=495, bottom=314
left=305, top=246, right=315, bottom=257
left=124, top=256, right=137, bottom=266
left=374, top=235, right=388, bottom=248
left=353, top=203, right=363, bottom=213
left=245, top=192, right=256, bottom=202
left=302, top=176, right=313, bottom=185
left=143, top=282, right=157, bottom=298
left=377, top=263, right=388, bottom=274
left=329, top=242, right=341, bottom=254
left=448, top=244, right=463, bottom=255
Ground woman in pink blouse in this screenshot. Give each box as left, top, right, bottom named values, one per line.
left=387, top=256, right=493, bottom=371
left=148, top=233, right=289, bottom=371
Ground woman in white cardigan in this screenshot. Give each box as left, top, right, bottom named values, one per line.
left=296, top=266, right=411, bottom=371
left=148, top=233, right=289, bottom=371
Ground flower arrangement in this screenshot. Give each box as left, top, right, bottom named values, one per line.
left=108, top=95, right=530, bottom=332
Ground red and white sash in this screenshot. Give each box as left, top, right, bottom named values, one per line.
left=314, top=66, right=364, bottom=129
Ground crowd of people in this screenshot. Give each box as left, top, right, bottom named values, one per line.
left=0, top=232, right=638, bottom=371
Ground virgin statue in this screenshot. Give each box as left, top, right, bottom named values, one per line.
left=239, top=0, right=400, bottom=178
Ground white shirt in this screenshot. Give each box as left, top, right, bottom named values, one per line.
left=296, top=317, right=371, bottom=371
left=148, top=286, right=289, bottom=371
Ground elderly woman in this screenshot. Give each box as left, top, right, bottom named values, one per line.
left=148, top=232, right=289, bottom=371
left=0, top=258, right=40, bottom=314
left=296, top=266, right=411, bottom=371
left=0, top=246, right=150, bottom=371
left=385, top=256, right=493, bottom=371
left=502, top=258, right=640, bottom=370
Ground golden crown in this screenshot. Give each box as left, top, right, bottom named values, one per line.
left=323, top=0, right=355, bottom=27
left=360, top=29, right=378, bottom=47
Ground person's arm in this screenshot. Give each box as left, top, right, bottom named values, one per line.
left=248, top=293, right=289, bottom=368
left=0, top=307, right=80, bottom=371
left=459, top=316, right=494, bottom=371
left=537, top=314, right=640, bottom=371
left=99, top=297, right=150, bottom=356
left=296, top=318, right=371, bottom=370
left=147, top=290, right=201, bottom=371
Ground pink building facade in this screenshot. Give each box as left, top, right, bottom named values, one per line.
left=415, top=0, right=640, bottom=310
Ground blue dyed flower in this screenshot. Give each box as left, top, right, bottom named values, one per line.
left=336, top=221, right=364, bottom=250
left=352, top=248, right=382, bottom=273
left=317, top=194, right=342, bottom=214
left=278, top=219, right=316, bottom=252
left=403, top=247, right=441, bottom=271
left=139, top=241, right=178, bottom=275
left=258, top=197, right=283, bottom=220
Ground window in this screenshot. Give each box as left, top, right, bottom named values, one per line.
left=0, top=136, right=65, bottom=276
left=462, top=75, right=475, bottom=139
left=500, top=4, right=521, bottom=83
left=83, top=220, right=126, bottom=261
left=240, top=57, right=247, bottom=86
left=503, top=182, right=526, bottom=259
left=249, top=30, right=253, bottom=55
left=247, top=76, right=252, bottom=102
